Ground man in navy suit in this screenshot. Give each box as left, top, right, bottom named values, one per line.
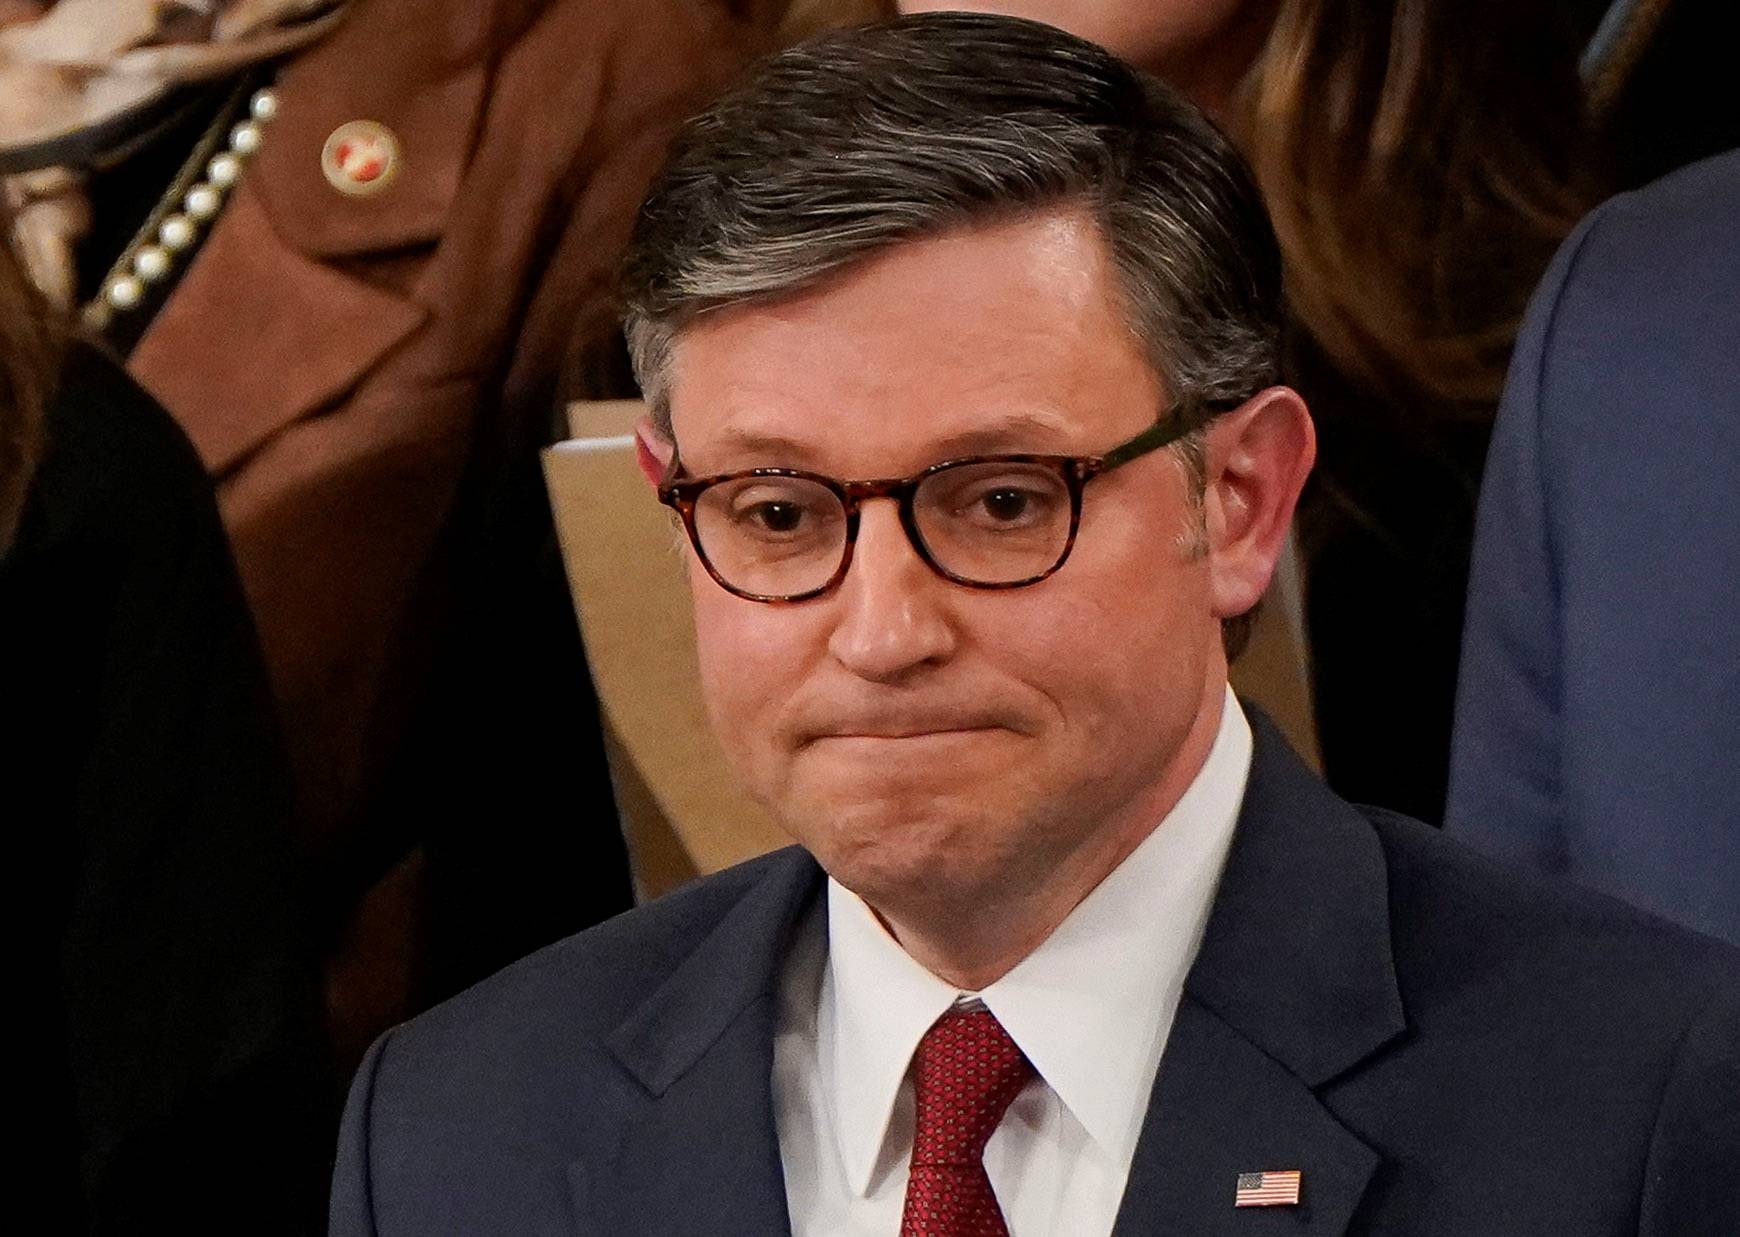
left=1447, top=150, right=1740, bottom=946
left=331, top=16, right=1739, bottom=1235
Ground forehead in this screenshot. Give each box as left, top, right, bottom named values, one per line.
left=665, top=209, right=1165, bottom=475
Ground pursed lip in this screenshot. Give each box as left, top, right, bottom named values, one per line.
left=813, top=726, right=1005, bottom=741
left=796, top=716, right=1022, bottom=746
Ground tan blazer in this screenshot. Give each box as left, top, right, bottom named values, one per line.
left=127, top=0, right=761, bottom=846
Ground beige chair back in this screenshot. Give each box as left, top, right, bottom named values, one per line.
left=545, top=402, right=788, bottom=899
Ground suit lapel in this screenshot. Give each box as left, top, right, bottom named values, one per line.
left=569, top=850, right=825, bottom=1237
left=1111, top=996, right=1380, bottom=1235
left=1113, top=712, right=1407, bottom=1236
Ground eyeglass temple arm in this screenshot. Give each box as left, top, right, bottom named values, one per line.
left=657, top=443, right=687, bottom=493
left=1096, top=398, right=1214, bottom=473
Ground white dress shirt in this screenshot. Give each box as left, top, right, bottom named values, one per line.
left=773, top=687, right=1253, bottom=1236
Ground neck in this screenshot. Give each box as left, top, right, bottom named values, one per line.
left=871, top=677, right=1229, bottom=991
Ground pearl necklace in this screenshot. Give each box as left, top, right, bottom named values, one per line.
left=82, top=85, right=281, bottom=331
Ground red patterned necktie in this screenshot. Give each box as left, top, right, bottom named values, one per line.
left=899, top=1007, right=1035, bottom=1237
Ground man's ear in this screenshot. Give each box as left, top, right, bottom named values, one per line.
left=635, top=417, right=674, bottom=489
left=1201, top=386, right=1315, bottom=622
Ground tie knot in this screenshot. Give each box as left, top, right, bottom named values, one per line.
left=909, top=1007, right=1034, bottom=1168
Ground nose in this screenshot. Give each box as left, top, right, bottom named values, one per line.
left=826, top=498, right=957, bottom=682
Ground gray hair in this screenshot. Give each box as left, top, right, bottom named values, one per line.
left=617, top=12, right=1283, bottom=440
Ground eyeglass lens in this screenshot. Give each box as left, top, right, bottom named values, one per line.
left=690, top=460, right=1076, bottom=598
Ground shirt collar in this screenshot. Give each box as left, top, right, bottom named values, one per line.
left=824, top=686, right=1253, bottom=1195
left=824, top=876, right=960, bottom=1196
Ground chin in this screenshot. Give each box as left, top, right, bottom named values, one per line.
left=820, top=828, right=989, bottom=913
left=782, top=783, right=1026, bottom=908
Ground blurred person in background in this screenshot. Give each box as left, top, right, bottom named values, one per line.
left=897, top=0, right=1733, bottom=822
left=1447, top=149, right=1740, bottom=947
left=0, top=0, right=788, bottom=1074
left=2, top=215, right=326, bottom=1230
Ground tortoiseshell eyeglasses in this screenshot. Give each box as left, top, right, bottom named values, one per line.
left=657, top=401, right=1224, bottom=603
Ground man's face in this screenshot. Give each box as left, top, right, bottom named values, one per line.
left=663, top=211, right=1229, bottom=913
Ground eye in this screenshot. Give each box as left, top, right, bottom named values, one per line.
left=918, top=462, right=1070, bottom=537
left=977, top=487, right=1033, bottom=523
left=949, top=476, right=1062, bottom=531
left=717, top=480, right=840, bottom=540
left=742, top=499, right=805, bottom=533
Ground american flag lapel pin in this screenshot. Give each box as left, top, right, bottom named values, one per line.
left=1235, top=1169, right=1302, bottom=1208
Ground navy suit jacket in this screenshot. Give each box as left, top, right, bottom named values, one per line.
left=1447, top=150, right=1740, bottom=944
left=332, top=716, right=1740, bottom=1235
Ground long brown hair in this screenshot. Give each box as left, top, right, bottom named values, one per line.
left=0, top=209, right=60, bottom=554
left=1237, top=0, right=1601, bottom=414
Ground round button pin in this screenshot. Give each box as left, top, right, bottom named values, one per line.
left=321, top=120, right=401, bottom=197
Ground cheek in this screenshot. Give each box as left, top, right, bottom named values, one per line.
left=692, top=583, right=775, bottom=712
left=1010, top=542, right=1216, bottom=738
left=689, top=576, right=821, bottom=773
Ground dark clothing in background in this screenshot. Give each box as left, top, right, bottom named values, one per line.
left=1581, top=0, right=1740, bottom=190
left=3, top=344, right=327, bottom=1232
left=1448, top=151, right=1740, bottom=946
left=1295, top=346, right=1492, bottom=825
left=329, top=711, right=1740, bottom=1235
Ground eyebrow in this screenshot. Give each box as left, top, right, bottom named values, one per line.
left=692, top=410, right=1080, bottom=473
